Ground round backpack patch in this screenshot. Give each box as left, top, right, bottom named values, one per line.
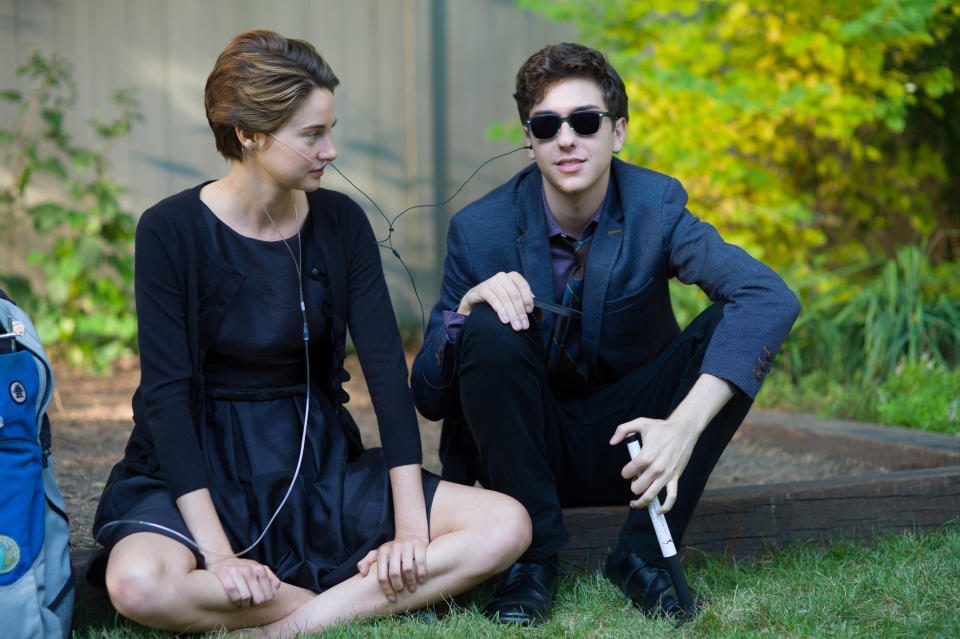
left=0, top=535, right=20, bottom=574
left=8, top=380, right=27, bottom=405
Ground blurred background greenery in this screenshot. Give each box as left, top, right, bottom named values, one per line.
left=1, top=0, right=957, bottom=432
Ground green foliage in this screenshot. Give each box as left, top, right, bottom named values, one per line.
left=756, top=368, right=879, bottom=423
left=783, top=245, right=960, bottom=386
left=519, top=0, right=960, bottom=272
left=756, top=246, right=960, bottom=431
left=0, top=51, right=142, bottom=370
left=875, top=357, right=960, bottom=434
left=669, top=278, right=710, bottom=329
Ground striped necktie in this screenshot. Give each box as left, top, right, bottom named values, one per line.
left=547, top=234, right=592, bottom=390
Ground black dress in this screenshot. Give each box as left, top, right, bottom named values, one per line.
left=93, top=201, right=439, bottom=592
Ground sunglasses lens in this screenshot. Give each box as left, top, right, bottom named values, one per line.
left=529, top=115, right=562, bottom=140
left=528, top=112, right=607, bottom=140
left=570, top=111, right=603, bottom=136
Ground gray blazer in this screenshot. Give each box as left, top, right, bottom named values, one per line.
left=411, top=158, right=800, bottom=420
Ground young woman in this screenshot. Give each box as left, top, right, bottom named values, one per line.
left=91, top=29, right=530, bottom=637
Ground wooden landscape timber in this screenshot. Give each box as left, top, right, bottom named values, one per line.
left=561, top=409, right=960, bottom=571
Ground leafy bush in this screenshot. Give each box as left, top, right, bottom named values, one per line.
left=875, top=358, right=960, bottom=434
left=756, top=368, right=878, bottom=422
left=782, top=245, right=960, bottom=386
left=756, top=246, right=960, bottom=431
left=0, top=51, right=141, bottom=370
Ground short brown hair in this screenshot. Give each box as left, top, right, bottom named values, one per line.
left=205, top=30, right=339, bottom=161
left=513, top=43, right=627, bottom=124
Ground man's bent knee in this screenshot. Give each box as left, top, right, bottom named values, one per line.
left=460, top=304, right=540, bottom=370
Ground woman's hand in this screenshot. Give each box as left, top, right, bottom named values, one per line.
left=360, top=464, right=431, bottom=602
left=357, top=528, right=429, bottom=602
left=174, top=488, right=282, bottom=607
left=205, top=554, right=282, bottom=608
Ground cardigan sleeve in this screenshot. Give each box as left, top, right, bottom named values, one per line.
left=134, top=205, right=208, bottom=498
left=339, top=196, right=423, bottom=469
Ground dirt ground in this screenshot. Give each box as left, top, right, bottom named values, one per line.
left=49, top=356, right=886, bottom=554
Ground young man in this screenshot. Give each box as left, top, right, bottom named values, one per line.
left=411, top=43, right=800, bottom=625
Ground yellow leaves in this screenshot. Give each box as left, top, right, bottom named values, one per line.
left=813, top=41, right=848, bottom=75
left=767, top=21, right=782, bottom=44
left=727, top=1, right=749, bottom=22
left=755, top=120, right=777, bottom=144
left=530, top=0, right=958, bottom=272
left=649, top=0, right=698, bottom=15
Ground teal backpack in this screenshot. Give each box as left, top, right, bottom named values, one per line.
left=0, top=290, right=74, bottom=638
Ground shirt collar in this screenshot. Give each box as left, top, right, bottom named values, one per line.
left=542, top=186, right=608, bottom=239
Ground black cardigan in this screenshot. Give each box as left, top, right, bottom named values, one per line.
left=122, top=183, right=422, bottom=499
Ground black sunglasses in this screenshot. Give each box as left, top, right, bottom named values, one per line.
left=524, top=110, right=614, bottom=141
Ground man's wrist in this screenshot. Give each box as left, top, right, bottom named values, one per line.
left=669, top=373, right=735, bottom=434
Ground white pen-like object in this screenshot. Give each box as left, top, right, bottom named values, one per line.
left=624, top=432, right=694, bottom=618
left=626, top=435, right=677, bottom=557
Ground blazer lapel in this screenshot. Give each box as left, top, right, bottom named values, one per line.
left=516, top=173, right=555, bottom=350
left=582, top=177, right=625, bottom=373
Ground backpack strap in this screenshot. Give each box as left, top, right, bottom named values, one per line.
left=1, top=289, right=54, bottom=464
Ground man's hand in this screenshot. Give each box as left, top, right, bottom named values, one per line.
left=457, top=271, right=534, bottom=331
left=609, top=374, right=735, bottom=514
left=609, top=415, right=700, bottom=514
left=205, top=555, right=281, bottom=608
left=357, top=528, right=430, bottom=602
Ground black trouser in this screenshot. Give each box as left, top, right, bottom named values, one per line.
left=454, top=302, right=752, bottom=565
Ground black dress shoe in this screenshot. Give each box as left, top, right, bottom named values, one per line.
left=483, top=556, right=561, bottom=625
left=604, top=543, right=705, bottom=622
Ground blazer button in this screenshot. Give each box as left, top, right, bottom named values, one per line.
left=764, top=346, right=775, bottom=361
left=753, top=367, right=763, bottom=381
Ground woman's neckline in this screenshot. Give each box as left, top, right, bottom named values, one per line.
left=199, top=181, right=311, bottom=243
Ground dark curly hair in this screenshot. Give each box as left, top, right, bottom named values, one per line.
left=513, top=42, right=627, bottom=124
left=205, top=29, right=339, bottom=161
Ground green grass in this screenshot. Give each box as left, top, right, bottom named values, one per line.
left=73, top=522, right=960, bottom=638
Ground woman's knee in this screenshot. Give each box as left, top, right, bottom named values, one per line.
left=104, top=536, right=192, bottom=623
left=463, top=490, right=532, bottom=572
left=106, top=552, right=173, bottom=620
left=492, top=494, right=533, bottom=565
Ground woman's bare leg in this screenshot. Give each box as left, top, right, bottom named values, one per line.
left=260, top=481, right=531, bottom=638
left=104, top=532, right=314, bottom=632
